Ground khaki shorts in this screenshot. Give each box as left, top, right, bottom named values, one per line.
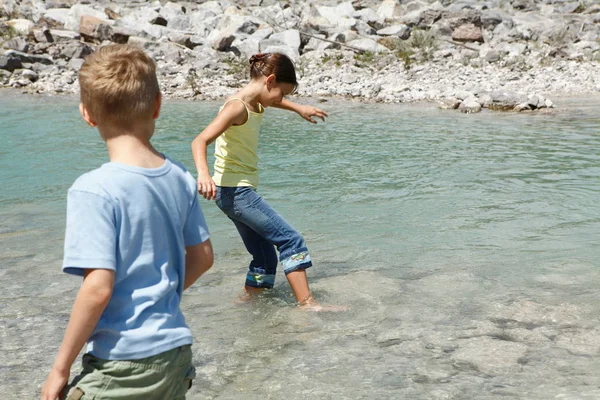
left=64, top=345, right=195, bottom=400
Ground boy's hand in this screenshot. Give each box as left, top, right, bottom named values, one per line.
left=198, top=174, right=217, bottom=201
left=41, top=367, right=69, bottom=400
left=298, top=105, right=328, bottom=124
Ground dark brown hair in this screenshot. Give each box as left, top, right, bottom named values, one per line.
left=249, top=53, right=298, bottom=89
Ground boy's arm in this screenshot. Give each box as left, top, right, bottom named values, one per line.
left=273, top=99, right=328, bottom=124
left=184, top=239, right=214, bottom=290
left=41, top=268, right=114, bottom=400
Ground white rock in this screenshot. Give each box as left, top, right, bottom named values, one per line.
left=347, top=38, right=389, bottom=53
left=64, top=5, right=108, bottom=32
left=377, top=0, right=401, bottom=19
left=7, top=19, right=35, bottom=35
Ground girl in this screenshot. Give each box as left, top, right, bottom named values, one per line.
left=191, top=53, right=327, bottom=310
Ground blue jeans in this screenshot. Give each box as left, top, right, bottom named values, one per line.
left=215, top=186, right=312, bottom=288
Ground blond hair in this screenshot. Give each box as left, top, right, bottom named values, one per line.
left=78, top=44, right=160, bottom=128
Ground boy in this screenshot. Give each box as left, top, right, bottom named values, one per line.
left=41, top=44, right=213, bottom=400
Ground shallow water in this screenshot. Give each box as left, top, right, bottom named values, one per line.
left=1, top=91, right=599, bottom=399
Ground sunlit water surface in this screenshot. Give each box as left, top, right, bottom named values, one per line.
left=1, top=91, right=599, bottom=399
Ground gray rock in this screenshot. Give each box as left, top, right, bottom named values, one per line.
left=527, top=93, right=542, bottom=108
left=159, top=2, right=186, bottom=23
left=512, top=0, right=535, bottom=12
left=0, top=55, right=22, bottom=72
left=42, top=8, right=70, bottom=28
left=489, top=91, right=528, bottom=111
left=79, top=15, right=113, bottom=42
left=347, top=38, right=389, bottom=52
left=481, top=10, right=503, bottom=29
left=49, top=29, right=80, bottom=40
left=212, top=34, right=235, bottom=52
left=561, top=2, right=585, bottom=14
left=354, top=20, right=376, bottom=36
left=403, top=9, right=443, bottom=29
left=438, top=98, right=461, bottom=109
left=69, top=57, right=85, bottom=71
left=4, top=50, right=53, bottom=65
left=478, top=93, right=493, bottom=108
left=33, top=29, right=54, bottom=43
left=197, top=1, right=222, bottom=15
left=317, top=2, right=356, bottom=27
left=354, top=8, right=384, bottom=27
left=269, top=30, right=301, bottom=52
left=167, top=14, right=191, bottom=32
left=377, top=0, right=401, bottom=19
left=7, top=19, right=35, bottom=35
left=341, top=74, right=357, bottom=84
left=377, top=25, right=411, bottom=39
left=2, top=37, right=29, bottom=52
left=64, top=5, right=107, bottom=31
left=452, top=23, right=484, bottom=43
left=0, top=69, right=11, bottom=84
left=458, top=97, right=482, bottom=113
left=514, top=102, right=532, bottom=112
left=60, top=42, right=92, bottom=60
left=443, top=9, right=483, bottom=30
left=20, top=68, right=38, bottom=82
left=484, top=50, right=502, bottom=62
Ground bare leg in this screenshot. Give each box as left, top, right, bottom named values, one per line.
left=286, top=269, right=311, bottom=303
left=288, top=269, right=349, bottom=312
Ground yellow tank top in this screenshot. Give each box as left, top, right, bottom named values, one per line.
left=213, top=98, right=264, bottom=188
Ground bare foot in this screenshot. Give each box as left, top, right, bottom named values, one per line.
left=298, top=295, right=349, bottom=312
left=233, top=285, right=265, bottom=304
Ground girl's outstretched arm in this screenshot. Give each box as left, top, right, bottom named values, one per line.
left=191, top=101, right=247, bottom=200
left=274, top=99, right=328, bottom=124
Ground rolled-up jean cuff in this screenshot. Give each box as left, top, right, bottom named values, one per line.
left=282, top=251, right=312, bottom=275
left=245, top=272, right=276, bottom=288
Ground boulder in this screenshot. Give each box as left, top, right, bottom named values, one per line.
left=64, top=5, right=107, bottom=31
left=2, top=37, right=29, bottom=52
left=377, top=0, right=401, bottom=20
left=260, top=29, right=301, bottom=60
left=459, top=97, right=482, bottom=113
left=438, top=98, right=461, bottom=109
left=42, top=8, right=70, bottom=28
left=377, top=25, right=411, bottom=39
left=0, top=55, right=22, bottom=72
left=489, top=91, right=528, bottom=111
left=514, top=102, right=532, bottom=112
left=20, top=68, right=38, bottom=82
left=0, top=69, right=11, bottom=84
left=481, top=10, right=503, bottom=30
left=79, top=15, right=113, bottom=41
left=452, top=24, right=484, bottom=43
left=347, top=38, right=389, bottom=52
left=4, top=50, right=53, bottom=65
left=33, top=29, right=54, bottom=43
left=7, top=19, right=35, bottom=35
left=403, top=9, right=442, bottom=29
left=49, top=29, right=80, bottom=40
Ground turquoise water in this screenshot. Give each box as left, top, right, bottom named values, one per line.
left=1, top=90, right=599, bottom=399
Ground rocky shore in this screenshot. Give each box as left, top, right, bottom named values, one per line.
left=1, top=0, right=600, bottom=112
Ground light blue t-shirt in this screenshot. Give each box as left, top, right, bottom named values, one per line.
left=62, top=156, right=209, bottom=360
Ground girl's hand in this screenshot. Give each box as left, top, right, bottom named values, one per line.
left=298, top=105, right=328, bottom=124
left=198, top=174, right=217, bottom=201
